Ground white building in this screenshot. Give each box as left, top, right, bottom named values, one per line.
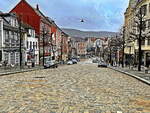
left=0, top=13, right=39, bottom=66
left=23, top=25, right=39, bottom=65
left=0, top=13, right=21, bottom=65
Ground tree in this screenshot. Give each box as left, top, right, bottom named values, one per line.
left=119, top=26, right=125, bottom=68
left=105, top=35, right=123, bottom=66
left=129, top=7, right=150, bottom=71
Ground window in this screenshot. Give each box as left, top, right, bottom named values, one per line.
left=141, top=5, right=147, bottom=16
left=36, top=42, right=38, bottom=49
left=10, top=53, right=15, bottom=64
left=14, top=19, right=16, bottom=27
left=33, top=42, right=35, bottom=49
left=0, top=50, right=2, bottom=61
left=142, top=21, right=146, bottom=31
left=149, top=3, right=150, bottom=12
left=27, top=41, right=29, bottom=49
left=14, top=32, right=17, bottom=40
left=141, top=40, right=145, bottom=45
left=15, top=53, right=19, bottom=64
left=148, top=37, right=150, bottom=45
left=148, top=20, right=150, bottom=29
left=5, top=31, right=9, bottom=40
left=30, top=41, right=32, bottom=49
left=4, top=52, right=9, bottom=62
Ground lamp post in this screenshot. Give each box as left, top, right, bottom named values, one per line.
left=122, top=26, right=125, bottom=68
left=129, top=45, right=131, bottom=69
left=61, top=33, right=64, bottom=61
left=42, top=29, right=45, bottom=66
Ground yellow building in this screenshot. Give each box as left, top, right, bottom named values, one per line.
left=124, top=0, right=137, bottom=64
left=124, top=0, right=150, bottom=66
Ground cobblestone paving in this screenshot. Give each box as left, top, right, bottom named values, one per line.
left=0, top=61, right=150, bottom=113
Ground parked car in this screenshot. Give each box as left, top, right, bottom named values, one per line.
left=92, top=58, right=99, bottom=63
left=71, top=57, right=80, bottom=62
left=44, top=61, right=58, bottom=69
left=98, top=61, right=107, bottom=67
left=67, top=60, right=73, bottom=65
left=72, top=59, right=78, bottom=64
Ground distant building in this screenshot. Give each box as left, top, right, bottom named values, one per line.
left=76, top=38, right=87, bottom=58
left=61, top=32, right=69, bottom=61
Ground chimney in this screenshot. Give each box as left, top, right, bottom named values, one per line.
left=36, top=4, right=39, bottom=10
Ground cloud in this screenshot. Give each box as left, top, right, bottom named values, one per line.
left=0, top=0, right=129, bottom=32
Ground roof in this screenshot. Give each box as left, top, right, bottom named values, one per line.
left=21, top=22, right=33, bottom=29
left=10, top=0, right=51, bottom=25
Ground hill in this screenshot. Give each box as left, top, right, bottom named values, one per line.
left=62, top=28, right=118, bottom=38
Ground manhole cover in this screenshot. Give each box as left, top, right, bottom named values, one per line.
left=34, top=77, right=46, bottom=78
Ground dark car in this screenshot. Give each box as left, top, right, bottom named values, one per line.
left=98, top=61, right=107, bottom=68
left=72, top=59, right=78, bottom=64
left=71, top=58, right=80, bottom=62
left=44, top=61, right=58, bottom=69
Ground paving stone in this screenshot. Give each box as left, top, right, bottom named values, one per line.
left=0, top=61, right=149, bottom=112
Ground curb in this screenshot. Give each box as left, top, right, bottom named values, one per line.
left=109, top=66, right=150, bottom=86
left=0, top=67, right=44, bottom=76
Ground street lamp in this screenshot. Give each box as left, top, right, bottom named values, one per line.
left=42, top=27, right=48, bottom=66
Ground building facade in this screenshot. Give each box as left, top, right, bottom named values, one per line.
left=10, top=0, right=52, bottom=64
left=11, top=0, right=70, bottom=64
left=0, top=13, right=24, bottom=66
left=76, top=40, right=87, bottom=58
left=124, top=0, right=150, bottom=66
left=24, top=26, right=39, bottom=65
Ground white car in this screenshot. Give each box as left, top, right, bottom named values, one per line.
left=67, top=60, right=73, bottom=65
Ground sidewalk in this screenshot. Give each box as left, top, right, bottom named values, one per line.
left=0, top=62, right=67, bottom=76
left=109, top=66, right=150, bottom=85
left=0, top=66, right=44, bottom=76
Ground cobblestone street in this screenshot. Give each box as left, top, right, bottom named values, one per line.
left=0, top=61, right=150, bottom=113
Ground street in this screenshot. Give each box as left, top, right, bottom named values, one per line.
left=0, top=60, right=150, bottom=113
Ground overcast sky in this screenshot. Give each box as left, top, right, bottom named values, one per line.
left=1, top=0, right=129, bottom=32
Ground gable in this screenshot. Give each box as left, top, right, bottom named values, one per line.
left=10, top=0, right=39, bottom=18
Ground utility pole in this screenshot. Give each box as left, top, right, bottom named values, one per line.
left=122, top=26, right=125, bottom=68
left=42, top=28, right=45, bottom=66
left=61, top=34, right=63, bottom=61
left=18, top=16, right=22, bottom=69
left=109, top=39, right=112, bottom=65
left=138, top=8, right=142, bottom=71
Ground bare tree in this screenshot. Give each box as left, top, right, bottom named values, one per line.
left=129, top=7, right=150, bottom=71
left=105, top=35, right=123, bottom=66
